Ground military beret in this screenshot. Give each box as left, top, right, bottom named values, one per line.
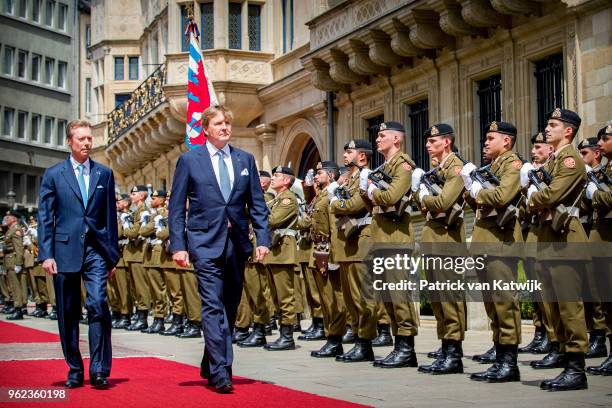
left=343, top=139, right=372, bottom=152
left=531, top=132, right=546, bottom=145
left=486, top=121, right=517, bottom=137
left=131, top=185, right=148, bottom=193
left=577, top=137, right=599, bottom=150
left=378, top=121, right=405, bottom=133
left=4, top=210, right=18, bottom=218
left=151, top=189, right=167, bottom=198
left=273, top=166, right=294, bottom=176
left=29, top=216, right=36, bottom=221
left=259, top=170, right=271, bottom=178
left=117, top=193, right=130, bottom=201
left=338, top=166, right=349, bottom=175
left=424, top=123, right=454, bottom=138
left=316, top=161, right=339, bottom=172
left=549, top=107, right=581, bottom=127
left=597, top=124, right=612, bottom=140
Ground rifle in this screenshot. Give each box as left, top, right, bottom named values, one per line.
left=455, top=153, right=500, bottom=189
left=587, top=164, right=611, bottom=193
left=334, top=186, right=351, bottom=200
left=528, top=167, right=552, bottom=191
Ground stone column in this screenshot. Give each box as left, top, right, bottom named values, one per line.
left=255, top=124, right=277, bottom=173
left=214, top=0, right=228, bottom=49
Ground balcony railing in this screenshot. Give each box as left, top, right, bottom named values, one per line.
left=107, top=63, right=167, bottom=144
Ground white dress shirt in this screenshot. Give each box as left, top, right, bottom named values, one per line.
left=70, top=155, right=91, bottom=197
left=206, top=141, right=235, bottom=191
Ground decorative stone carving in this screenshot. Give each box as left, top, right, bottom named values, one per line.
left=490, top=0, right=538, bottom=16
left=459, top=0, right=508, bottom=28
left=302, top=58, right=349, bottom=92
left=363, top=29, right=407, bottom=68
left=400, top=10, right=455, bottom=50
left=429, top=0, right=487, bottom=37
left=380, top=19, right=435, bottom=59
left=343, top=39, right=388, bottom=76
left=322, top=49, right=368, bottom=85
left=228, top=61, right=268, bottom=84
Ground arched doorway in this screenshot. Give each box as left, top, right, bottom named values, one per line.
left=297, top=138, right=320, bottom=180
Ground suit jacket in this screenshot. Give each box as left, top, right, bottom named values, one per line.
left=169, top=143, right=271, bottom=261
left=37, top=157, right=119, bottom=272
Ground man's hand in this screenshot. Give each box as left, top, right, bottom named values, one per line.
left=42, top=258, right=58, bottom=275
left=173, top=251, right=190, bottom=268
left=255, top=246, right=270, bottom=262
left=109, top=267, right=116, bottom=279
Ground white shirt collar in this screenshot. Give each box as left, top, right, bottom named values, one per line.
left=206, top=141, right=231, bottom=158
left=70, top=156, right=90, bottom=171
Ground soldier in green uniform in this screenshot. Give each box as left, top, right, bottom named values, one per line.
left=121, top=185, right=151, bottom=331
left=3, top=211, right=26, bottom=320
left=175, top=259, right=202, bottom=339
left=24, top=217, right=49, bottom=317
left=413, top=124, right=467, bottom=375
left=585, top=124, right=612, bottom=376
left=139, top=189, right=170, bottom=334
left=239, top=171, right=277, bottom=348
left=112, top=194, right=132, bottom=329
left=518, top=132, right=554, bottom=355
left=0, top=227, right=9, bottom=314
left=577, top=137, right=608, bottom=358
left=330, top=140, right=377, bottom=362
left=360, top=122, right=420, bottom=368
left=525, top=108, right=589, bottom=391
left=461, top=121, right=523, bottom=383
left=263, top=166, right=299, bottom=351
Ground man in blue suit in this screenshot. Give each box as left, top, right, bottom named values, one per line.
left=169, top=105, right=270, bottom=394
left=38, top=120, right=119, bottom=389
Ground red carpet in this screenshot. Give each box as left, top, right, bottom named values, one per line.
left=0, top=321, right=60, bottom=343
left=0, top=357, right=371, bottom=408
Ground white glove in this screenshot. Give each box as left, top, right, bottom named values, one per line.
left=418, top=184, right=430, bottom=202
left=14, top=265, right=22, bottom=273
left=585, top=165, right=592, bottom=174
left=140, top=210, right=150, bottom=223
left=411, top=168, right=425, bottom=192
left=329, top=196, right=338, bottom=205
left=367, top=183, right=378, bottom=200
left=519, top=163, right=534, bottom=188
left=585, top=182, right=598, bottom=200
left=460, top=162, right=476, bottom=190
left=23, top=236, right=32, bottom=247
left=120, top=212, right=130, bottom=224
left=469, top=181, right=483, bottom=199
left=527, top=185, right=538, bottom=203
left=326, top=181, right=339, bottom=197
left=154, top=214, right=164, bottom=230
left=359, top=169, right=372, bottom=191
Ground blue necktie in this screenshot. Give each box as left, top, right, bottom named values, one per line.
left=217, top=151, right=231, bottom=202
left=77, top=163, right=88, bottom=207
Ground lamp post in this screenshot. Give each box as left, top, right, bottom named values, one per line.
left=6, top=190, right=16, bottom=210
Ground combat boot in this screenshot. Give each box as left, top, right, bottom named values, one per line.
left=335, top=337, right=374, bottom=362
left=371, top=324, right=393, bottom=347
left=472, top=344, right=496, bottom=364
left=429, top=340, right=462, bottom=374
left=531, top=342, right=565, bottom=369
left=547, top=352, right=588, bottom=391
left=264, top=324, right=295, bottom=351
left=586, top=330, right=607, bottom=359
left=374, top=335, right=418, bottom=368
left=298, top=318, right=325, bottom=341
left=486, top=344, right=520, bottom=382
left=160, top=314, right=183, bottom=336
left=239, top=323, right=267, bottom=348
left=311, top=336, right=343, bottom=358
left=519, top=327, right=545, bottom=353
left=232, top=327, right=250, bottom=344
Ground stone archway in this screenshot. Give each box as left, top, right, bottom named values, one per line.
left=277, top=118, right=324, bottom=179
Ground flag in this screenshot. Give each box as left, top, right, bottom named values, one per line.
left=185, top=19, right=218, bottom=150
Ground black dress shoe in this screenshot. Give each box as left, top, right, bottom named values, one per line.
left=548, top=353, right=588, bottom=391
left=65, top=377, right=84, bottom=389
left=519, top=328, right=545, bottom=353
left=264, top=324, right=295, bottom=351
left=127, top=310, right=148, bottom=331
left=586, top=330, right=607, bottom=359
left=341, top=326, right=355, bottom=344
left=48, top=307, right=58, bottom=320
left=372, top=324, right=393, bottom=347
left=374, top=336, right=417, bottom=368
left=336, top=337, right=374, bottom=362
left=238, top=323, right=267, bottom=348
left=472, top=344, right=496, bottom=364
left=530, top=343, right=565, bottom=369
left=142, top=317, right=165, bottom=334
left=214, top=380, right=233, bottom=394
left=311, top=336, right=343, bottom=358
left=232, top=327, right=250, bottom=344
left=90, top=374, right=109, bottom=389
left=112, top=315, right=131, bottom=329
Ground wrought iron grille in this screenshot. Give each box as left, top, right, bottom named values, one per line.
left=248, top=4, right=261, bottom=51
left=477, top=75, right=502, bottom=156
left=535, top=53, right=564, bottom=132
left=107, top=64, right=167, bottom=144
left=367, top=115, right=385, bottom=168
left=228, top=2, right=242, bottom=50
left=200, top=2, right=214, bottom=50
left=407, top=100, right=429, bottom=170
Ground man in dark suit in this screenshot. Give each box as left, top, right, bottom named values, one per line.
left=169, top=105, right=270, bottom=394
left=38, top=120, right=119, bottom=389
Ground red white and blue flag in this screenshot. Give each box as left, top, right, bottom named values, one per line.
left=185, top=19, right=218, bottom=150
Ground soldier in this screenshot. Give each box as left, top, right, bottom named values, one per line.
left=461, top=121, right=523, bottom=383
left=24, top=217, right=49, bottom=317
left=518, top=133, right=554, bottom=355
left=577, top=137, right=608, bottom=359
left=525, top=108, right=589, bottom=391
left=3, top=211, right=26, bottom=320
left=112, top=194, right=132, bottom=329
left=0, top=227, right=9, bottom=314
left=176, top=259, right=203, bottom=339
left=413, top=124, right=467, bottom=375
left=263, top=166, right=299, bottom=351
left=360, top=122, right=420, bottom=369
left=585, top=124, right=612, bottom=375
left=329, top=140, right=377, bottom=362
left=121, top=185, right=151, bottom=331
left=139, top=189, right=170, bottom=334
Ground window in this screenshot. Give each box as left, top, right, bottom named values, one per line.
left=535, top=53, right=564, bottom=133
left=31, top=54, right=41, bottom=81
left=114, top=56, right=124, bottom=80
left=31, top=113, right=40, bottom=141
left=406, top=100, right=429, bottom=170
left=114, top=93, right=130, bottom=108
left=367, top=115, right=385, bottom=168
left=128, top=56, right=138, bottom=80
left=282, top=0, right=294, bottom=53
left=44, top=116, right=53, bottom=143
left=16, top=0, right=26, bottom=17
left=32, top=0, right=40, bottom=21
left=56, top=119, right=66, bottom=145
left=3, top=108, right=14, bottom=136
left=248, top=4, right=261, bottom=51
left=45, top=0, right=55, bottom=27
left=476, top=74, right=502, bottom=154
left=17, top=111, right=26, bottom=139
left=228, top=2, right=241, bottom=50
left=85, top=24, right=91, bottom=47
left=3, top=46, right=14, bottom=75
left=27, top=175, right=37, bottom=204
left=180, top=5, right=188, bottom=52
left=200, top=2, right=214, bottom=50
left=57, top=60, right=67, bottom=88
left=58, top=2, right=67, bottom=30
left=85, top=78, right=91, bottom=113
left=4, top=0, right=14, bottom=14
left=17, top=50, right=27, bottom=78
left=44, top=57, right=54, bottom=84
